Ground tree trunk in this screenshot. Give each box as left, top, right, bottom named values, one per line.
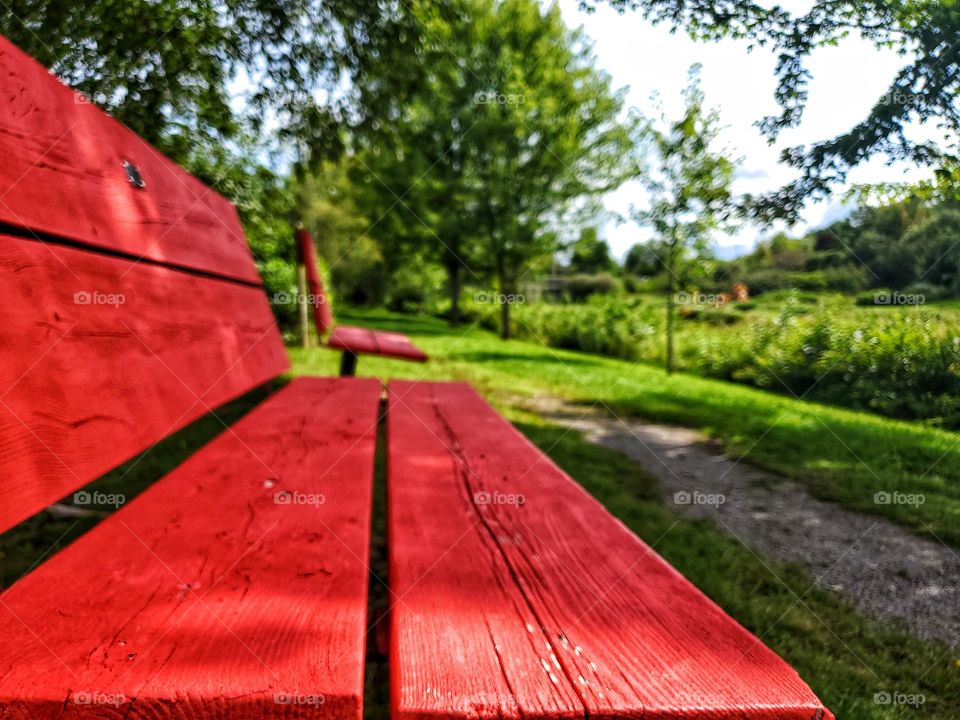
left=298, top=262, right=310, bottom=349
left=449, top=264, right=462, bottom=326
left=665, top=254, right=675, bottom=374
left=497, top=252, right=510, bottom=340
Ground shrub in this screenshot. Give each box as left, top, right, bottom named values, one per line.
left=822, top=265, right=869, bottom=293
left=855, top=290, right=886, bottom=306
left=468, top=294, right=960, bottom=427
left=564, top=273, right=622, bottom=301
left=739, top=268, right=795, bottom=295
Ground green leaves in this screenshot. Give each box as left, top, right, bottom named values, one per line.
left=354, top=0, right=635, bottom=333
left=3, top=0, right=416, bottom=164
left=583, top=0, right=960, bottom=221
left=632, top=66, right=738, bottom=371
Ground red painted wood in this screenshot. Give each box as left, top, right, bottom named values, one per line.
left=329, top=327, right=428, bottom=362
left=296, top=229, right=427, bottom=362
left=0, top=35, right=261, bottom=284
left=0, top=377, right=379, bottom=719
left=0, top=233, right=288, bottom=534
left=296, top=228, right=335, bottom=333
left=387, top=381, right=834, bottom=720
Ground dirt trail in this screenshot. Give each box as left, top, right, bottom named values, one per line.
left=530, top=396, right=960, bottom=647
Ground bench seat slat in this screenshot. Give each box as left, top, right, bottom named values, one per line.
left=387, top=381, right=833, bottom=720
left=0, top=233, right=289, bottom=534
left=0, top=36, right=260, bottom=284
left=329, top=326, right=428, bottom=362
left=0, top=376, right=380, bottom=719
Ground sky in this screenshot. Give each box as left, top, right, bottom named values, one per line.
left=553, top=0, right=934, bottom=259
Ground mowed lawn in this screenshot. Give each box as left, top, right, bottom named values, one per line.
left=291, top=308, right=960, bottom=719
left=2, top=309, right=957, bottom=719
left=293, top=308, right=960, bottom=548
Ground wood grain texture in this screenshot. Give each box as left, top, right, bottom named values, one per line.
left=0, top=35, right=260, bottom=283
left=296, top=229, right=426, bottom=362
left=0, top=376, right=380, bottom=719
left=0, top=233, right=288, bottom=534
left=387, top=381, right=834, bottom=720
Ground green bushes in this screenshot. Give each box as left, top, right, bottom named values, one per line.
left=737, top=266, right=868, bottom=295
left=561, top=272, right=623, bottom=301
left=473, top=295, right=960, bottom=427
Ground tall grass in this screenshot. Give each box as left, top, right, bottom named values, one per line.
left=473, top=294, right=960, bottom=426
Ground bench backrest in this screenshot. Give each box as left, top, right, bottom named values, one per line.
left=296, top=228, right=335, bottom=334
left=0, top=35, right=289, bottom=534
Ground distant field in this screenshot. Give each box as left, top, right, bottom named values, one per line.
left=466, top=291, right=960, bottom=427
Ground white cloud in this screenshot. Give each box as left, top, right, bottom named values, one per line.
left=554, top=0, right=935, bottom=256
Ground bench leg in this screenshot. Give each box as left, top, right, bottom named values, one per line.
left=340, top=351, right=358, bottom=377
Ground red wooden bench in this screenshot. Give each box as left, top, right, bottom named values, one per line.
left=296, top=228, right=428, bottom=375
left=387, top=381, right=834, bottom=720
left=0, top=32, right=832, bottom=720
left=0, top=35, right=379, bottom=718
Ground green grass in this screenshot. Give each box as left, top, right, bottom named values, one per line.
left=512, top=408, right=959, bottom=720
left=291, top=308, right=960, bottom=718
left=463, top=291, right=960, bottom=428
left=292, top=308, right=960, bottom=548
left=3, top=308, right=958, bottom=718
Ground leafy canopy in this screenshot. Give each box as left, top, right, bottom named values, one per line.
left=2, top=0, right=415, bottom=163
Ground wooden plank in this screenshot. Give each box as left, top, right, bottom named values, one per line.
left=329, top=327, right=427, bottom=362
left=0, top=376, right=380, bottom=719
left=296, top=229, right=334, bottom=333
left=368, top=331, right=428, bottom=362
left=387, top=381, right=834, bottom=720
left=0, top=35, right=261, bottom=284
left=0, top=233, right=288, bottom=534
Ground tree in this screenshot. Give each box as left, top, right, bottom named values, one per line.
left=901, top=208, right=960, bottom=291
left=3, top=0, right=418, bottom=166
left=351, top=1, right=488, bottom=325
left=582, top=0, right=960, bottom=221
left=633, top=67, right=736, bottom=373
left=355, top=0, right=636, bottom=334
left=468, top=0, right=636, bottom=338
left=624, top=241, right=665, bottom=277
left=298, top=159, right=386, bottom=305
left=569, top=228, right=616, bottom=274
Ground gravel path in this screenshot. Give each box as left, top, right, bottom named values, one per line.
left=530, top=396, right=960, bottom=647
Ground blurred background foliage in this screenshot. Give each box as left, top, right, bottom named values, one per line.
left=5, top=0, right=960, bottom=419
